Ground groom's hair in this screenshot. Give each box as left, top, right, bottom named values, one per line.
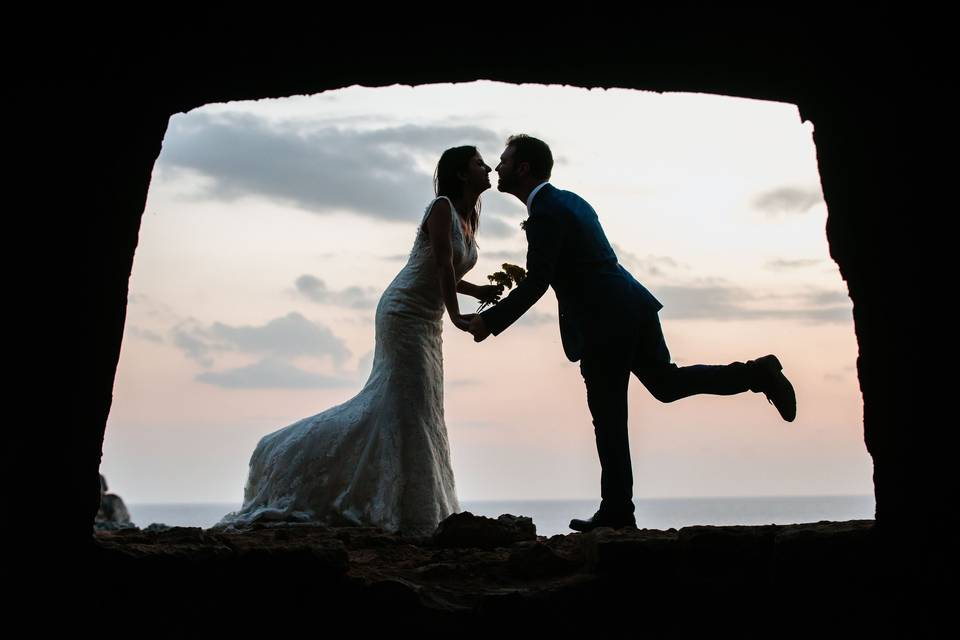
left=506, top=134, right=553, bottom=181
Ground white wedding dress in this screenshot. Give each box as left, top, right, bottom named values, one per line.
left=216, top=196, right=476, bottom=536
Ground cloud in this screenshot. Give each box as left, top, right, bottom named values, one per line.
left=823, top=365, right=856, bottom=382
left=798, top=306, right=854, bottom=323
left=752, top=186, right=824, bottom=216
left=655, top=283, right=852, bottom=324
left=158, top=112, right=502, bottom=223
left=172, top=323, right=217, bottom=367
left=482, top=192, right=527, bottom=218
left=356, top=351, right=374, bottom=384
left=172, top=312, right=351, bottom=366
left=612, top=244, right=682, bottom=279
left=197, top=346, right=374, bottom=391
left=210, top=313, right=350, bottom=363
left=127, top=326, right=163, bottom=344
left=446, top=378, right=480, bottom=388
left=295, top=275, right=379, bottom=309
left=128, top=292, right=181, bottom=324
left=479, top=215, right=519, bottom=239
left=481, top=249, right=527, bottom=264
left=516, top=309, right=557, bottom=327
left=804, top=290, right=850, bottom=306
left=196, top=357, right=355, bottom=389
left=766, top=258, right=822, bottom=271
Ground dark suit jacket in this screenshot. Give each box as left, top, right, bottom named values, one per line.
left=481, top=184, right=663, bottom=362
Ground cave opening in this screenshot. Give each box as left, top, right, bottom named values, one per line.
left=98, top=81, right=871, bottom=537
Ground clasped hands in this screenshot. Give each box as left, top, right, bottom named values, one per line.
left=453, top=313, right=491, bottom=342
left=451, top=284, right=501, bottom=341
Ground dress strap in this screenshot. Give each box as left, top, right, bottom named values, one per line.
left=421, top=196, right=460, bottom=234
left=423, top=195, right=455, bottom=219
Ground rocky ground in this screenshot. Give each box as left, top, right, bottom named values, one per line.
left=78, top=512, right=944, bottom=635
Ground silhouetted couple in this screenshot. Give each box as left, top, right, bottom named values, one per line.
left=217, top=135, right=796, bottom=536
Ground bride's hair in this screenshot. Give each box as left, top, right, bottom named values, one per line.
left=434, top=145, right=481, bottom=234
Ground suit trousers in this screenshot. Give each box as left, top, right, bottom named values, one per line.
left=578, top=312, right=760, bottom=515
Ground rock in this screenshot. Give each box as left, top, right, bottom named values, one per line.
left=676, top=524, right=778, bottom=585
left=98, top=494, right=131, bottom=522
left=507, top=540, right=578, bottom=579
left=87, top=518, right=908, bottom=633
left=432, top=511, right=537, bottom=549
left=581, top=527, right=679, bottom=576
left=94, top=520, right=139, bottom=532
left=95, top=474, right=134, bottom=530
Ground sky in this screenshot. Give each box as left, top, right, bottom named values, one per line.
left=101, top=81, right=869, bottom=505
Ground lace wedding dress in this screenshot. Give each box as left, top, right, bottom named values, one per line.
left=216, top=196, right=476, bottom=536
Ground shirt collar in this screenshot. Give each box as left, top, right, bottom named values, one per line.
left=526, top=181, right=550, bottom=212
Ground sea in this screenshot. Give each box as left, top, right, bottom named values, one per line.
left=126, top=495, right=874, bottom=538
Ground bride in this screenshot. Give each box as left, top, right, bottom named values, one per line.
left=216, top=146, right=501, bottom=536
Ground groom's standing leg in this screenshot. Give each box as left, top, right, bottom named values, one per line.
left=580, top=340, right=635, bottom=516
left=630, top=313, right=760, bottom=401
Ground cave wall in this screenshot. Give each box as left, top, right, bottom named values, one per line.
left=28, top=12, right=918, bottom=546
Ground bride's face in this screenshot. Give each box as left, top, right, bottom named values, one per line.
left=462, top=152, right=492, bottom=193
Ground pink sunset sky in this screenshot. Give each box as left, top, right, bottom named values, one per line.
left=101, top=81, right=868, bottom=505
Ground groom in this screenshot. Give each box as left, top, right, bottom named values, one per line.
left=465, top=135, right=797, bottom=532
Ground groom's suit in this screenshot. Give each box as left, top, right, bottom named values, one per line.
left=481, top=183, right=759, bottom=516
left=482, top=184, right=663, bottom=361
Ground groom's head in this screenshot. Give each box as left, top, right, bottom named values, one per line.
left=496, top=134, right=553, bottom=197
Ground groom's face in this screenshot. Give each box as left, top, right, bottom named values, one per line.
left=496, top=145, right=522, bottom=195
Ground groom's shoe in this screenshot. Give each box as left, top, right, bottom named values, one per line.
left=750, top=354, right=797, bottom=422
left=569, top=510, right=637, bottom=533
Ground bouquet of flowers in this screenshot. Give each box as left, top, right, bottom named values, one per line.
left=477, top=263, right=527, bottom=312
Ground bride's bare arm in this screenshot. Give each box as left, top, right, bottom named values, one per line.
left=456, top=280, right=481, bottom=297
left=426, top=199, right=471, bottom=330
left=457, top=280, right=503, bottom=303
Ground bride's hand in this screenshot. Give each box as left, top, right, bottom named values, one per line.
left=477, top=284, right=504, bottom=304
left=453, top=313, right=476, bottom=332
